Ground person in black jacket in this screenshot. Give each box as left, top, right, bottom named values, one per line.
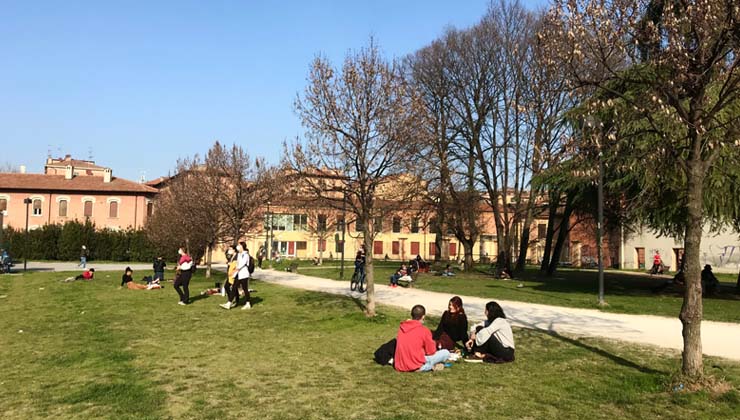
left=432, top=296, right=468, bottom=350
left=153, top=256, right=166, bottom=283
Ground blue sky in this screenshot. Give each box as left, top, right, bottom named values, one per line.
left=1, top=0, right=547, bottom=181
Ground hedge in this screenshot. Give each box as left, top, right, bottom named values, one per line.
left=0, top=220, right=176, bottom=262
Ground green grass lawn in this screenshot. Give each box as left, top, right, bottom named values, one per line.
left=282, top=263, right=740, bottom=323
left=1, top=271, right=739, bottom=419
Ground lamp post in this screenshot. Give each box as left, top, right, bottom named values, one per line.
left=265, top=201, right=270, bottom=265
left=339, top=191, right=347, bottom=280
left=23, top=198, right=32, bottom=271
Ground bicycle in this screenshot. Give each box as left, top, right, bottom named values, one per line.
left=350, top=269, right=366, bottom=293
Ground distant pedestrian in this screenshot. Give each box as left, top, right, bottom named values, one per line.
left=78, top=245, right=89, bottom=268
left=174, top=248, right=193, bottom=305
left=153, top=256, right=166, bottom=283
left=232, top=242, right=252, bottom=310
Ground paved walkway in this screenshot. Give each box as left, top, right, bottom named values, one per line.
left=16, top=261, right=228, bottom=273
left=253, top=268, right=740, bottom=362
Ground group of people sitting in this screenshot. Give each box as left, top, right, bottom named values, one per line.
left=376, top=296, right=515, bottom=372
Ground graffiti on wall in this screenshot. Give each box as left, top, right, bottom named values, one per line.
left=703, top=245, right=740, bottom=268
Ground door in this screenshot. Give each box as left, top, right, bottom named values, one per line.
left=636, top=247, right=645, bottom=269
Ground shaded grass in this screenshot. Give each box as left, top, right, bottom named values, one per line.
left=0, top=271, right=738, bottom=419
left=304, top=264, right=740, bottom=323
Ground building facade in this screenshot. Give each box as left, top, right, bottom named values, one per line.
left=0, top=156, right=157, bottom=231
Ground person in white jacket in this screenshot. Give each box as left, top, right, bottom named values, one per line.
left=465, top=301, right=515, bottom=363
left=230, top=242, right=252, bottom=310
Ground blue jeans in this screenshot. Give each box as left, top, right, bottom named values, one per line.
left=418, top=349, right=450, bottom=372
left=79, top=256, right=87, bottom=268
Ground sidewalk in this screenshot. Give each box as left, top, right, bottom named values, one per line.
left=254, top=268, right=740, bottom=362
left=15, top=261, right=228, bottom=273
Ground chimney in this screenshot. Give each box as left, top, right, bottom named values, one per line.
left=19, top=165, right=26, bottom=174
left=103, top=168, right=112, bottom=183
left=65, top=165, right=73, bottom=180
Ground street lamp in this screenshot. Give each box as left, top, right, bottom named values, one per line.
left=585, top=116, right=606, bottom=306
left=23, top=198, right=32, bottom=271
left=265, top=201, right=271, bottom=265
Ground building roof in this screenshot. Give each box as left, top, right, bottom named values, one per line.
left=0, top=173, right=158, bottom=194
left=45, top=157, right=106, bottom=170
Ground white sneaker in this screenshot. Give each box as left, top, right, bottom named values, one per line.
left=178, top=301, right=187, bottom=306
left=241, top=302, right=251, bottom=310
left=220, top=302, right=232, bottom=310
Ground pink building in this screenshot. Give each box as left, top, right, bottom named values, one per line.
left=0, top=156, right=157, bottom=231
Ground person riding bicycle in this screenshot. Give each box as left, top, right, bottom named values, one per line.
left=354, top=248, right=366, bottom=278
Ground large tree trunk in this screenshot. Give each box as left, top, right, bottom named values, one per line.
left=679, top=160, right=705, bottom=379
left=516, top=214, right=533, bottom=273
left=205, top=244, right=212, bottom=278
left=547, top=194, right=574, bottom=276
left=461, top=240, right=475, bottom=272
left=540, top=191, right=559, bottom=273
left=363, top=231, right=376, bottom=317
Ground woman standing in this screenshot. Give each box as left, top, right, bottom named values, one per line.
left=465, top=301, right=515, bottom=363
left=233, top=242, right=252, bottom=310
left=220, top=246, right=239, bottom=309
left=432, top=296, right=468, bottom=350
left=174, top=248, right=193, bottom=305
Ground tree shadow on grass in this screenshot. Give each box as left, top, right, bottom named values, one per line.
left=545, top=330, right=668, bottom=375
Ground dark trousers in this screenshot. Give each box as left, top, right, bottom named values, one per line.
left=174, top=270, right=192, bottom=303
left=225, top=280, right=238, bottom=304
left=153, top=271, right=164, bottom=282
left=473, top=336, right=515, bottom=363
left=234, top=277, right=251, bottom=305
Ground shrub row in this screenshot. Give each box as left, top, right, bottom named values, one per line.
left=0, top=220, right=176, bottom=262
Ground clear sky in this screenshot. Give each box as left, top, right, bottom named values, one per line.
left=1, top=0, right=548, bottom=181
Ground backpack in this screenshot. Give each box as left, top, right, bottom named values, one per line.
left=373, top=338, right=397, bottom=366
left=247, top=254, right=255, bottom=274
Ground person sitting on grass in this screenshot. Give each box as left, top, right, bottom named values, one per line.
left=63, top=268, right=95, bottom=282
left=394, top=304, right=451, bottom=372
left=441, top=264, right=455, bottom=277
left=120, top=267, right=149, bottom=290
left=702, top=264, right=720, bottom=295
left=389, top=264, right=408, bottom=288
left=465, top=301, right=515, bottom=363
left=433, top=296, right=468, bottom=350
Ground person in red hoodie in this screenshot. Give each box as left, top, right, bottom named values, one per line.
left=394, top=305, right=451, bottom=372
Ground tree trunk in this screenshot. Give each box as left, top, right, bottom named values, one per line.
left=515, top=217, right=532, bottom=273
left=318, top=249, right=323, bottom=265
left=462, top=240, right=474, bottom=272
left=205, top=244, right=212, bottom=278
left=364, top=232, right=376, bottom=317
left=679, top=162, right=705, bottom=379
left=547, top=194, right=574, bottom=276
left=736, top=270, right=739, bottom=291
left=540, top=193, right=559, bottom=273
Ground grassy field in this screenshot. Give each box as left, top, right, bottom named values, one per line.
left=295, top=262, right=740, bottom=323
left=1, top=271, right=739, bottom=419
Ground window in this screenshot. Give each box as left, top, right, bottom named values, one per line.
left=410, top=242, right=420, bottom=255
left=355, top=219, right=364, bottom=232
left=109, top=201, right=119, bottom=218
left=373, top=241, right=383, bottom=255
left=146, top=202, right=153, bottom=217
left=58, top=200, right=68, bottom=217
left=411, top=218, right=420, bottom=233
left=318, top=239, right=326, bottom=252
left=84, top=201, right=93, bottom=217
left=32, top=199, right=42, bottom=216
left=317, top=214, right=327, bottom=232
left=335, top=239, right=344, bottom=253
left=392, top=217, right=401, bottom=233
left=537, top=223, right=547, bottom=240
left=392, top=241, right=400, bottom=255
left=0, top=198, right=6, bottom=212
left=296, top=241, right=307, bottom=250
left=293, top=214, right=307, bottom=231
left=449, top=243, right=457, bottom=257
left=429, top=242, right=437, bottom=256
left=336, top=216, right=345, bottom=232
left=374, top=216, right=383, bottom=233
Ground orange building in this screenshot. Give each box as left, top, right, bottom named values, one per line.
left=0, top=156, right=157, bottom=231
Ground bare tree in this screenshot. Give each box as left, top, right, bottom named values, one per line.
left=0, top=162, right=19, bottom=173
left=288, top=40, right=425, bottom=316
left=542, top=0, right=740, bottom=380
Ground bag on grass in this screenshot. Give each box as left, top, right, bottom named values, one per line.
left=373, top=338, right=397, bottom=366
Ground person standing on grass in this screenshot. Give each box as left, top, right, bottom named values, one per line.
left=174, top=248, right=193, bottom=306
left=153, top=256, right=166, bottom=283
left=394, top=305, right=450, bottom=372
left=79, top=245, right=88, bottom=268
left=232, top=242, right=252, bottom=310
left=465, top=301, right=515, bottom=363
left=220, top=245, right=239, bottom=309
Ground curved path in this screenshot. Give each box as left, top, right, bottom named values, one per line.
left=254, top=268, right=740, bottom=362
